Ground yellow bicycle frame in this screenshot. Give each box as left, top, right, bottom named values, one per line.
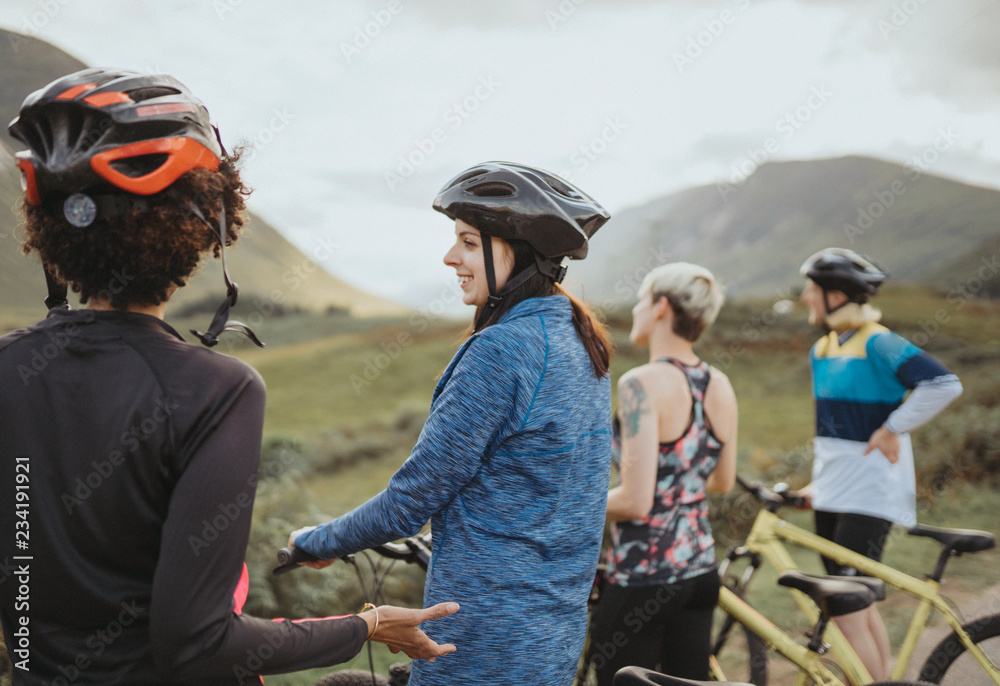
left=713, top=585, right=854, bottom=685
left=739, top=509, right=1000, bottom=684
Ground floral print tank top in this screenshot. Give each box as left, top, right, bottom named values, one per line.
left=606, top=358, right=723, bottom=586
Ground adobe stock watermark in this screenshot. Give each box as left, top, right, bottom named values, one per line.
left=596, top=245, right=676, bottom=312
left=587, top=584, right=683, bottom=672
left=6, top=0, right=72, bottom=53
left=61, top=397, right=181, bottom=514
left=557, top=116, right=629, bottom=183
left=717, top=85, right=834, bottom=201
left=232, top=623, right=297, bottom=682
left=209, top=235, right=339, bottom=354
left=349, top=282, right=462, bottom=394
left=189, top=448, right=306, bottom=556
left=213, top=0, right=244, bottom=19
left=876, top=0, right=929, bottom=39
left=339, top=0, right=405, bottom=62
left=673, top=0, right=751, bottom=73
left=17, top=269, right=136, bottom=386
left=545, top=0, right=588, bottom=32
left=843, top=126, right=959, bottom=243
left=243, top=107, right=296, bottom=163
left=712, top=288, right=796, bottom=370
left=910, top=253, right=999, bottom=349
left=51, top=600, right=146, bottom=686
left=384, top=75, right=501, bottom=191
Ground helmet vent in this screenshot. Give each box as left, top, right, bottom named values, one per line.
left=470, top=182, right=514, bottom=197
left=109, top=153, right=169, bottom=178
left=125, top=86, right=182, bottom=103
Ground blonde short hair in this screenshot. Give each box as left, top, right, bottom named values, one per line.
left=638, top=262, right=725, bottom=341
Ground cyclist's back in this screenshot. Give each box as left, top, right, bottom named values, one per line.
left=0, top=67, right=456, bottom=685
left=0, top=309, right=285, bottom=684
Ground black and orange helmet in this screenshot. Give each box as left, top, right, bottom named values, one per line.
left=8, top=68, right=222, bottom=211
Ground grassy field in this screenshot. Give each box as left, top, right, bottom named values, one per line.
left=0, top=286, right=996, bottom=686
left=222, top=284, right=999, bottom=685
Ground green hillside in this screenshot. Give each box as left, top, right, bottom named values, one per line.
left=233, top=285, right=1000, bottom=683
left=0, top=30, right=88, bottom=151
left=0, top=29, right=406, bottom=329
left=570, top=155, right=1000, bottom=305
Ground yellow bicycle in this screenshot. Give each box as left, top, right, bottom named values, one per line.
left=710, top=477, right=998, bottom=685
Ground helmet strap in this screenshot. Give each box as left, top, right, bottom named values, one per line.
left=187, top=202, right=264, bottom=348
left=534, top=254, right=567, bottom=284
left=43, top=263, right=68, bottom=310
left=475, top=233, right=501, bottom=330
left=473, top=237, right=565, bottom=331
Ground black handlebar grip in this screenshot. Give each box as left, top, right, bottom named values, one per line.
left=272, top=546, right=321, bottom=576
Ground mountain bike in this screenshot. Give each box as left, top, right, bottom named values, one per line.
left=613, top=665, right=751, bottom=685
left=275, top=532, right=432, bottom=685
left=614, top=665, right=929, bottom=686
left=711, top=476, right=999, bottom=685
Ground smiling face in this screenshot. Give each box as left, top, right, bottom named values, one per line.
left=801, top=279, right=847, bottom=326
left=443, top=218, right=514, bottom=309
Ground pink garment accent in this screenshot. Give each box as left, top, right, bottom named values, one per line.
left=233, top=563, right=250, bottom=614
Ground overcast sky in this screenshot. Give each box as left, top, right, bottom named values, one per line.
left=3, top=0, right=999, bottom=311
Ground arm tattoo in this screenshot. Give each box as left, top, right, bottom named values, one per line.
left=620, top=377, right=650, bottom=439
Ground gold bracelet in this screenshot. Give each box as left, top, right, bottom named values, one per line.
left=361, top=602, right=379, bottom=639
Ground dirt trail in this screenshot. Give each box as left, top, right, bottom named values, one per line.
left=902, top=580, right=1000, bottom=683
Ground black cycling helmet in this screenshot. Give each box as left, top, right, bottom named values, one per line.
left=800, top=247, right=888, bottom=305
left=433, top=162, right=609, bottom=327
left=8, top=68, right=261, bottom=348
left=433, top=161, right=608, bottom=262
left=9, top=67, right=223, bottom=210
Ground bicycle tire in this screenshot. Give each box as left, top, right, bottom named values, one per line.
left=917, top=612, right=1000, bottom=685
left=313, top=669, right=389, bottom=686
left=711, top=612, right=768, bottom=685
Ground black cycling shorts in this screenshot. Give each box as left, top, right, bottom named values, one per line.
left=814, top=510, right=894, bottom=576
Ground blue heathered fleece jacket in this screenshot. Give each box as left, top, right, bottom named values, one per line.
left=296, top=295, right=612, bottom=685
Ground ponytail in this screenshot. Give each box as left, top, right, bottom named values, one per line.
left=558, top=284, right=611, bottom=378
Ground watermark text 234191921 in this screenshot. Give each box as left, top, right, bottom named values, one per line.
left=11, top=455, right=32, bottom=671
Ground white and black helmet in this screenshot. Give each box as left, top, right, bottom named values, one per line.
left=800, top=248, right=888, bottom=304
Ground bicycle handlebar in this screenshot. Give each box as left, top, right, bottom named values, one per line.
left=272, top=532, right=432, bottom=576
left=273, top=545, right=323, bottom=576
left=735, top=475, right=807, bottom=511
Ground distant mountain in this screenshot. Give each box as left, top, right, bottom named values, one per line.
left=0, top=29, right=406, bottom=328
left=569, top=155, right=1000, bottom=306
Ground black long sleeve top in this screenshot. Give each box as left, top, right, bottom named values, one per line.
left=0, top=309, right=365, bottom=685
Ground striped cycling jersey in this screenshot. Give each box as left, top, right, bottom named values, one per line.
left=809, top=322, right=953, bottom=525
left=812, top=321, right=951, bottom=442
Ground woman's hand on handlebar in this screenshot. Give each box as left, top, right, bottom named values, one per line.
left=785, top=482, right=813, bottom=510
left=287, top=525, right=335, bottom=570
left=361, top=602, right=459, bottom=661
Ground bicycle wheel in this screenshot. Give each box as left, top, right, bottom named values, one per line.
left=917, top=612, right=1000, bottom=685
left=711, top=612, right=768, bottom=685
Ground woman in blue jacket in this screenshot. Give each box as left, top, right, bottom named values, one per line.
left=291, top=162, right=613, bottom=685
